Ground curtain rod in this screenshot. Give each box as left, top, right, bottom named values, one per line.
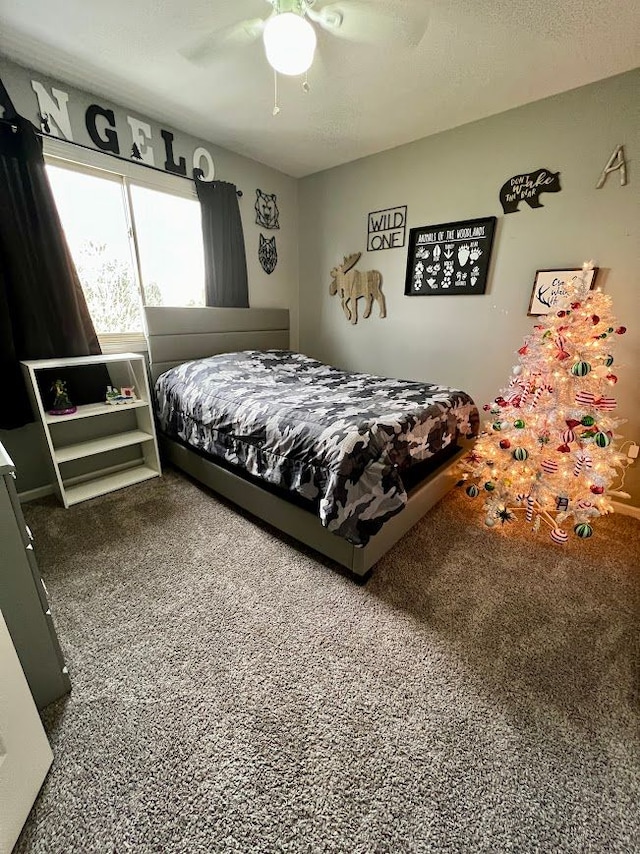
left=0, top=116, right=243, bottom=197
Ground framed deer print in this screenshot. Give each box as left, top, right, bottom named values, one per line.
left=528, top=268, right=598, bottom=315
left=404, top=216, right=496, bottom=296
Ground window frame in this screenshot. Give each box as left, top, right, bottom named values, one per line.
left=44, top=139, right=203, bottom=352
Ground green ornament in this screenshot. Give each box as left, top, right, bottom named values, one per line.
left=581, top=415, right=595, bottom=427
left=466, top=484, right=480, bottom=498
left=607, top=327, right=614, bottom=333
left=574, top=523, right=593, bottom=539
left=543, top=330, right=552, bottom=339
left=492, top=422, right=502, bottom=431
left=604, top=354, right=614, bottom=367
left=484, top=482, right=495, bottom=492
left=513, top=447, right=528, bottom=461
left=490, top=408, right=500, bottom=416
left=571, top=361, right=591, bottom=377
left=595, top=431, right=611, bottom=448
left=514, top=419, right=525, bottom=429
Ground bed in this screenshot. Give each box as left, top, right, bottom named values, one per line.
left=144, top=306, right=478, bottom=577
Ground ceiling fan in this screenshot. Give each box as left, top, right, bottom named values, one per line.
left=181, top=0, right=429, bottom=79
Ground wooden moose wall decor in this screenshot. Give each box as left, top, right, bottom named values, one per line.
left=329, top=252, right=386, bottom=325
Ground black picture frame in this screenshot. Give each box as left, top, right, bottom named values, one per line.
left=404, top=216, right=497, bottom=296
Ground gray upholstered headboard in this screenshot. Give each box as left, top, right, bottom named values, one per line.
left=144, top=306, right=290, bottom=381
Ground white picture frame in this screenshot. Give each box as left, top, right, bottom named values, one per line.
left=528, top=268, right=598, bottom=315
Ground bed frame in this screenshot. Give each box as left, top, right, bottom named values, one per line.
left=144, top=306, right=471, bottom=578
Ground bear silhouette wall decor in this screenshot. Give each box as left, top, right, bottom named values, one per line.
left=258, top=234, right=278, bottom=275
left=255, top=189, right=280, bottom=229
left=329, top=252, right=385, bottom=325
left=499, top=168, right=562, bottom=214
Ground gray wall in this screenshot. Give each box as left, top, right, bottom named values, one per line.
left=0, top=56, right=299, bottom=493
left=299, top=70, right=640, bottom=506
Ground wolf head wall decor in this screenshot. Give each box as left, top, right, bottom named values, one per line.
left=258, top=234, right=278, bottom=275
left=255, top=189, right=280, bottom=229
left=329, top=252, right=385, bottom=325
left=499, top=168, right=561, bottom=214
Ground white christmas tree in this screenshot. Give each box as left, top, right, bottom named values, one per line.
left=461, top=262, right=629, bottom=543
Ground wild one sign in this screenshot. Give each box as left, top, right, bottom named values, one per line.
left=366, top=205, right=407, bottom=251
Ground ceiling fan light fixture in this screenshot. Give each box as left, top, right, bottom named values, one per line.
left=263, top=11, right=317, bottom=76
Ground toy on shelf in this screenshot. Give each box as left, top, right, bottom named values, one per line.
left=105, top=386, right=138, bottom=405
left=48, top=379, right=77, bottom=416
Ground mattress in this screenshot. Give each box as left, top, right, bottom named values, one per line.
left=154, top=350, right=479, bottom=546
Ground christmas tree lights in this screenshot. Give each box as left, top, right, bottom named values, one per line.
left=460, top=262, right=629, bottom=543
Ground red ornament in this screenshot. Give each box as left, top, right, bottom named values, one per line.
left=483, top=404, right=491, bottom=411
left=518, top=345, right=528, bottom=355
left=571, top=302, right=581, bottom=310
left=499, top=439, right=511, bottom=449
left=556, top=349, right=571, bottom=361
left=590, top=485, right=605, bottom=495
left=591, top=315, right=600, bottom=325
left=607, top=374, right=618, bottom=384
left=557, top=444, right=571, bottom=453
left=615, top=326, right=627, bottom=335
left=557, top=310, right=567, bottom=317
left=566, top=419, right=580, bottom=429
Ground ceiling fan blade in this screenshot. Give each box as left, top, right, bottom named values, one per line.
left=180, top=17, right=266, bottom=65
left=310, top=1, right=429, bottom=48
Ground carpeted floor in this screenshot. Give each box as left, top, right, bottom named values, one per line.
left=16, top=467, right=640, bottom=853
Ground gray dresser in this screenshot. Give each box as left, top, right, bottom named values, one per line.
left=0, top=442, right=70, bottom=708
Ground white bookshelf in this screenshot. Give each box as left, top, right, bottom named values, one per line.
left=21, top=353, right=161, bottom=508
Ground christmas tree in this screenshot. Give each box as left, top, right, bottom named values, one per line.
left=460, top=263, right=629, bottom=543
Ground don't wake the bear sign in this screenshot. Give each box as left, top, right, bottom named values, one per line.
left=404, top=216, right=497, bottom=296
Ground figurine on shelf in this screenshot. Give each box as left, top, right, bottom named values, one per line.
left=105, top=385, right=138, bottom=405
left=49, top=379, right=77, bottom=416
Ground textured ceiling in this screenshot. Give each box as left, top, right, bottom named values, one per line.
left=1, top=0, right=639, bottom=177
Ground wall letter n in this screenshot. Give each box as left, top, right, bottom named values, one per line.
left=30, top=80, right=73, bottom=140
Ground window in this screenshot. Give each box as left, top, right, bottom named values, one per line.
left=46, top=157, right=206, bottom=345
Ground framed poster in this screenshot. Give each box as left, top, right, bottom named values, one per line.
left=404, top=216, right=497, bottom=296
left=528, top=268, right=599, bottom=315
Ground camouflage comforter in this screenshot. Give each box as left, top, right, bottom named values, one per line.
left=154, top=351, right=478, bottom=546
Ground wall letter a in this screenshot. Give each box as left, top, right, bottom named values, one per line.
left=596, top=145, right=627, bottom=188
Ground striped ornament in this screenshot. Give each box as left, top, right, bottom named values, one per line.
left=562, top=429, right=576, bottom=444
left=573, top=453, right=593, bottom=476
left=513, top=447, right=528, bottom=461
left=531, top=386, right=546, bottom=407
left=574, top=523, right=593, bottom=539
left=595, top=397, right=616, bottom=412
left=466, top=484, right=480, bottom=498
left=526, top=496, right=535, bottom=522
left=550, top=528, right=568, bottom=544
left=571, top=361, right=591, bottom=377
left=540, top=459, right=558, bottom=473
left=595, top=432, right=611, bottom=448
left=575, top=391, right=596, bottom=407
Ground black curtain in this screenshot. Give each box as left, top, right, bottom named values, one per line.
left=0, top=88, right=105, bottom=429
left=195, top=177, right=249, bottom=308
